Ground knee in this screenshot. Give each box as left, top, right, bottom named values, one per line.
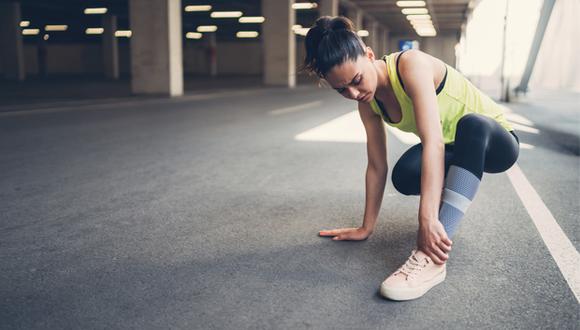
left=456, top=113, right=492, bottom=136
left=392, top=164, right=420, bottom=196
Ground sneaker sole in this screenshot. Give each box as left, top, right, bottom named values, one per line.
left=379, top=268, right=446, bottom=301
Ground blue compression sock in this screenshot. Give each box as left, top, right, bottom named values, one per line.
left=438, top=165, right=481, bottom=238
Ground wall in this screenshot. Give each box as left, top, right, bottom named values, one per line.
left=529, top=0, right=580, bottom=92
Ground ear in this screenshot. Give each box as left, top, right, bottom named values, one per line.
left=365, top=46, right=376, bottom=61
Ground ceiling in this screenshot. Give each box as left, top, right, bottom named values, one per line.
left=347, top=0, right=471, bottom=35
left=9, top=0, right=471, bottom=43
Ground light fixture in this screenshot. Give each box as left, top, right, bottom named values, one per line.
left=239, top=16, right=265, bottom=23
left=236, top=31, right=259, bottom=38
left=43, top=34, right=49, bottom=40
left=197, top=25, right=218, bottom=32
left=294, top=28, right=310, bottom=36
left=396, top=1, right=426, bottom=7
left=406, top=14, right=431, bottom=20
left=186, top=32, right=203, bottom=39
left=20, top=20, right=30, bottom=27
left=185, top=5, right=212, bottom=12
left=402, top=8, right=428, bottom=15
left=84, top=8, right=108, bottom=14
left=22, top=29, right=40, bottom=35
left=45, top=25, right=68, bottom=31
left=85, top=28, right=104, bottom=35
left=417, top=30, right=437, bottom=37
left=292, top=3, right=318, bottom=10
left=115, top=30, right=132, bottom=37
left=210, top=11, right=243, bottom=18
left=357, top=30, right=369, bottom=37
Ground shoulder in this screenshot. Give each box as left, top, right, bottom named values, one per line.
left=398, top=49, right=432, bottom=73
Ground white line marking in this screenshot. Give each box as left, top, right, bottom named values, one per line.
left=0, top=89, right=264, bottom=117
left=505, top=113, right=535, bottom=126
left=520, top=143, right=535, bottom=149
left=507, top=164, right=580, bottom=303
left=269, top=101, right=323, bottom=115
left=511, top=122, right=540, bottom=134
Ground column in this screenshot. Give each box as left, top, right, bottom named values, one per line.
left=102, top=14, right=119, bottom=79
left=366, top=19, right=379, bottom=52
left=262, top=0, right=295, bottom=87
left=0, top=1, right=25, bottom=81
left=319, top=0, right=338, bottom=17
left=129, top=0, right=183, bottom=96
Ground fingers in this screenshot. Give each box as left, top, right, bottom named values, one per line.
left=318, top=228, right=353, bottom=237
left=318, top=229, right=342, bottom=236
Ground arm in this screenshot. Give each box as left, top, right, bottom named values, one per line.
left=318, top=101, right=388, bottom=240
left=399, top=50, right=453, bottom=263
left=358, top=101, right=389, bottom=234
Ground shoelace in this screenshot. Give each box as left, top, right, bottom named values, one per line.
left=397, top=251, right=429, bottom=280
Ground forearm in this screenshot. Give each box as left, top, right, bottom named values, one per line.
left=362, top=164, right=388, bottom=232
left=419, top=142, right=445, bottom=225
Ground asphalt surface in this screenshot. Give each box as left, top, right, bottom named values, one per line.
left=1, top=85, right=578, bottom=329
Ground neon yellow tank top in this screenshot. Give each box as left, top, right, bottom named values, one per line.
left=370, top=53, right=513, bottom=144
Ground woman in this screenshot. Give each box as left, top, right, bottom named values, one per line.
left=304, top=16, right=520, bottom=301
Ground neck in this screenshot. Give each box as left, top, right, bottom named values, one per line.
left=373, top=59, right=390, bottom=96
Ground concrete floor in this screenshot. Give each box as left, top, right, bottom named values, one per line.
left=0, top=81, right=578, bottom=329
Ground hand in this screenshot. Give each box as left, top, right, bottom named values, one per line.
left=318, top=227, right=372, bottom=241
left=417, top=220, right=453, bottom=265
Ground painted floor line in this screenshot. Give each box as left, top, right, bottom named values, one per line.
left=269, top=101, right=323, bottom=115
left=506, top=164, right=580, bottom=303
left=0, top=89, right=263, bottom=118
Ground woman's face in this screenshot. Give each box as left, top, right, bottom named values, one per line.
left=324, top=48, right=378, bottom=103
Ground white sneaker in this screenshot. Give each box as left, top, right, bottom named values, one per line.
left=380, top=249, right=446, bottom=301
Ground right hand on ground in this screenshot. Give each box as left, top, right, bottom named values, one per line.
left=318, top=227, right=372, bottom=241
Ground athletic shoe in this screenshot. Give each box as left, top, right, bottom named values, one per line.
left=380, top=248, right=446, bottom=301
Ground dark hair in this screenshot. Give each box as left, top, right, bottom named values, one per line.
left=302, top=16, right=366, bottom=78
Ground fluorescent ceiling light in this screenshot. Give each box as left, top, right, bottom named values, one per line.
left=357, top=30, right=369, bottom=37
left=185, top=5, right=211, bottom=12
left=20, top=21, right=30, bottom=27
left=239, top=16, right=265, bottom=23
left=406, top=14, right=431, bottom=20
left=85, top=28, right=104, bottom=35
left=115, top=30, right=132, bottom=37
left=186, top=32, right=203, bottom=39
left=45, top=25, right=68, bottom=31
left=292, top=3, right=318, bottom=10
left=197, top=25, right=218, bottom=32
left=402, top=8, right=428, bottom=14
left=417, top=31, right=437, bottom=37
left=210, top=11, right=243, bottom=18
left=84, top=8, right=108, bottom=14
left=22, top=28, right=40, bottom=35
left=396, top=1, right=426, bottom=7
left=236, top=31, right=259, bottom=38
left=294, top=27, right=310, bottom=36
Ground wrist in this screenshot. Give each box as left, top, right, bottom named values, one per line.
left=419, top=215, right=437, bottom=226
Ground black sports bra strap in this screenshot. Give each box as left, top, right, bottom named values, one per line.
left=396, top=50, right=409, bottom=91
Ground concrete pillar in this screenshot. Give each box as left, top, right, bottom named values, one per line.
left=319, top=0, right=339, bottom=17
left=347, top=7, right=364, bottom=31
left=262, top=0, right=295, bottom=87
left=129, top=0, right=183, bottom=96
left=102, top=14, right=119, bottom=79
left=0, top=2, right=25, bottom=81
left=206, top=33, right=217, bottom=77
left=367, top=19, right=379, bottom=52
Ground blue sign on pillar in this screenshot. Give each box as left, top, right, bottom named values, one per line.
left=398, top=40, right=419, bottom=51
